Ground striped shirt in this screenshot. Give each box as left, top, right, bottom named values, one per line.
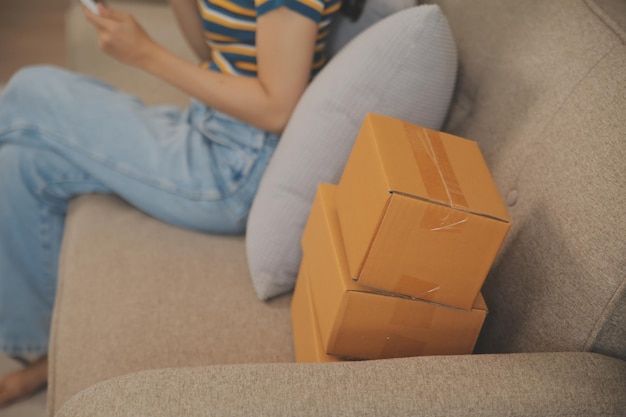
left=197, top=0, right=342, bottom=77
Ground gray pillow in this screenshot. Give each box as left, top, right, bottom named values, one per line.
left=246, top=5, right=458, bottom=300
left=326, top=0, right=416, bottom=58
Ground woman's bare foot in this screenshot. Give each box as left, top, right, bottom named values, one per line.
left=0, top=355, right=48, bottom=408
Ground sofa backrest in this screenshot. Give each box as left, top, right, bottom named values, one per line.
left=423, top=0, right=625, bottom=359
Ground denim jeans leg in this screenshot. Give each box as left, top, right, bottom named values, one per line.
left=0, top=66, right=240, bottom=233
left=0, top=143, right=110, bottom=356
left=0, top=65, right=278, bottom=354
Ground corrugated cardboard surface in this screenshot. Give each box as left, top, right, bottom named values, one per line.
left=337, top=113, right=511, bottom=310
left=291, top=260, right=342, bottom=363
left=302, top=184, right=487, bottom=360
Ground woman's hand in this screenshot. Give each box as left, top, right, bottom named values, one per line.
left=83, top=4, right=161, bottom=69
left=81, top=2, right=317, bottom=133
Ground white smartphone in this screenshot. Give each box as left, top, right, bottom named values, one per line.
left=80, top=0, right=100, bottom=15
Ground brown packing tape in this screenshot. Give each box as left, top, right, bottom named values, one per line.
left=393, top=273, right=441, bottom=298
left=405, top=124, right=450, bottom=205
left=427, top=129, right=469, bottom=209
left=390, top=297, right=436, bottom=329
left=419, top=204, right=468, bottom=233
left=403, top=123, right=469, bottom=210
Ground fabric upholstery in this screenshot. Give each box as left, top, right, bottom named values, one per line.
left=587, top=0, right=626, bottom=37
left=423, top=0, right=626, bottom=359
left=48, top=195, right=293, bottom=415
left=49, top=0, right=626, bottom=415
left=56, top=353, right=626, bottom=417
left=246, top=5, right=458, bottom=300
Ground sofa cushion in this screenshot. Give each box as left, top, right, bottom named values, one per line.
left=425, top=0, right=625, bottom=359
left=246, top=5, right=458, bottom=300
left=56, top=353, right=626, bottom=417
left=49, top=195, right=293, bottom=414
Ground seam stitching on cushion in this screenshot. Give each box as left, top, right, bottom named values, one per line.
left=535, top=43, right=617, bottom=145
left=583, top=277, right=626, bottom=352
left=529, top=41, right=622, bottom=354
left=584, top=0, right=626, bottom=43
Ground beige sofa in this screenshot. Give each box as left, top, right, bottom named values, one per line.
left=49, top=0, right=625, bottom=415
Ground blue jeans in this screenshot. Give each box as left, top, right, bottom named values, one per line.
left=0, top=66, right=279, bottom=356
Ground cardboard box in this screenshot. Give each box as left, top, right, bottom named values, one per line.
left=337, top=114, right=511, bottom=310
left=302, top=184, right=488, bottom=360
left=291, top=260, right=342, bottom=363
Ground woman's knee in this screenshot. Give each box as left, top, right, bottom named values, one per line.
left=2, top=66, right=74, bottom=106
left=7, top=65, right=71, bottom=87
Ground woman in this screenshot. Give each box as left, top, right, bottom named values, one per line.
left=0, top=0, right=348, bottom=406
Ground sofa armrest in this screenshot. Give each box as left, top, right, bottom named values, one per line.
left=55, top=352, right=626, bottom=417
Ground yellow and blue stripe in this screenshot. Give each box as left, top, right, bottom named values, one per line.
left=197, top=0, right=341, bottom=77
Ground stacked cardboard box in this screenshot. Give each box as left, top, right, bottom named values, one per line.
left=292, top=114, right=511, bottom=362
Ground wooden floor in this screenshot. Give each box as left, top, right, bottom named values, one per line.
left=0, top=0, right=70, bottom=84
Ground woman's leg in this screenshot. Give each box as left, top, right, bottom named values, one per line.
left=0, top=143, right=109, bottom=407
left=0, top=143, right=110, bottom=355
left=0, top=65, right=274, bottom=232
left=0, top=65, right=278, bottom=404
